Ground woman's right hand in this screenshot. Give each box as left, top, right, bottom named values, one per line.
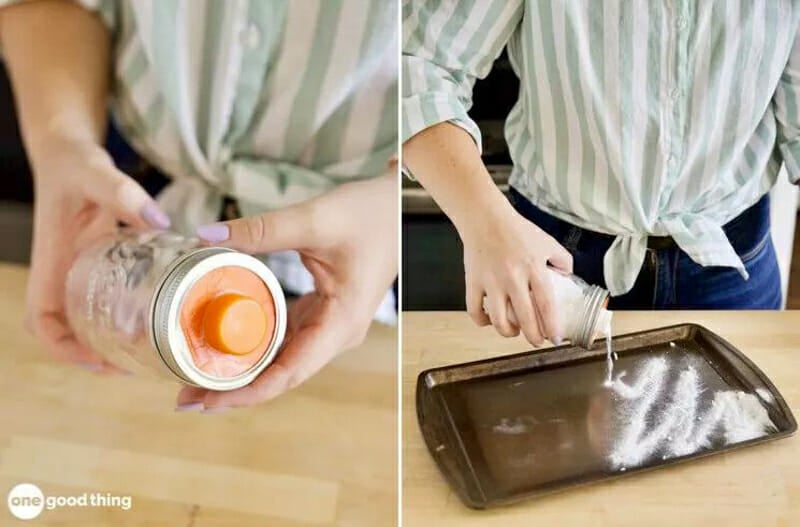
left=25, top=137, right=170, bottom=371
left=458, top=200, right=573, bottom=347
left=403, top=123, right=573, bottom=347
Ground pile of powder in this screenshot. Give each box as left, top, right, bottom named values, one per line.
left=607, top=356, right=776, bottom=470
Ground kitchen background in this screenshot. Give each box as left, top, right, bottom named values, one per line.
left=402, top=52, right=800, bottom=311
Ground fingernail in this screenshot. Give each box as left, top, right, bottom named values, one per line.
left=174, top=402, right=204, bottom=412
left=196, top=223, right=230, bottom=243
left=202, top=406, right=230, bottom=414
left=552, top=336, right=563, bottom=346
left=80, top=363, right=103, bottom=371
left=141, top=202, right=171, bottom=229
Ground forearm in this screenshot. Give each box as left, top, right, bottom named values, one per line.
left=0, top=0, right=110, bottom=162
left=402, top=122, right=512, bottom=237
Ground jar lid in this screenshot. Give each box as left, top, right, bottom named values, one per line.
left=576, top=285, right=609, bottom=348
left=202, top=293, right=269, bottom=356
left=149, top=248, right=287, bottom=391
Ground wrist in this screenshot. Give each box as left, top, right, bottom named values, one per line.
left=28, top=133, right=109, bottom=185
left=448, top=183, right=514, bottom=241
left=26, top=112, right=103, bottom=160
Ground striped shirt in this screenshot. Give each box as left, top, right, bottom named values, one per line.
left=403, top=0, right=800, bottom=296
left=10, top=0, right=398, bottom=234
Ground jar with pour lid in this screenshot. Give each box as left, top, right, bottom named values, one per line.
left=501, top=268, right=610, bottom=348
left=64, top=229, right=287, bottom=391
left=548, top=270, right=611, bottom=348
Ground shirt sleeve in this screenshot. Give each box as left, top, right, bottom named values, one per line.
left=775, top=27, right=800, bottom=184
left=0, top=0, right=116, bottom=29
left=402, top=0, right=523, bottom=151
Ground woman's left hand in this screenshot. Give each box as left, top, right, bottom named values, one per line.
left=175, top=171, right=397, bottom=412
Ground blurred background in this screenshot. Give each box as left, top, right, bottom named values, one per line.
left=402, top=52, right=800, bottom=311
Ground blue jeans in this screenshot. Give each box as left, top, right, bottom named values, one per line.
left=508, top=189, right=782, bottom=309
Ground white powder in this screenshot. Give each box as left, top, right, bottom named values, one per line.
left=548, top=271, right=587, bottom=340
left=608, top=357, right=776, bottom=470
left=492, top=416, right=539, bottom=435
left=608, top=358, right=671, bottom=467
left=604, top=334, right=614, bottom=387
left=755, top=387, right=774, bottom=403
left=602, top=317, right=614, bottom=387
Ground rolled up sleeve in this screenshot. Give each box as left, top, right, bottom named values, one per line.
left=402, top=0, right=523, bottom=151
left=775, top=28, right=800, bottom=184
left=0, top=0, right=116, bottom=29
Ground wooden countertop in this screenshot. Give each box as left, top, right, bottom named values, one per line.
left=403, top=311, right=800, bottom=527
left=0, top=263, right=397, bottom=526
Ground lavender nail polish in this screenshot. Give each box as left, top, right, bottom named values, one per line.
left=552, top=336, right=563, bottom=346
left=141, top=202, right=171, bottom=229
left=196, top=223, right=230, bottom=243
left=174, top=402, right=204, bottom=412
left=80, top=362, right=104, bottom=371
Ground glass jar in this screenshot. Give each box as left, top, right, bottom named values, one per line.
left=65, top=230, right=200, bottom=375
left=500, top=268, right=611, bottom=348
left=548, top=270, right=611, bottom=348
left=64, top=229, right=286, bottom=390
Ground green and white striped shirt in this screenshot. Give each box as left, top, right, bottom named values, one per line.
left=21, top=0, right=398, bottom=233
left=403, top=0, right=800, bottom=295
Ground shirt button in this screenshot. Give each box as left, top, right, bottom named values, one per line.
left=670, top=87, right=681, bottom=100
left=667, top=154, right=678, bottom=167
left=241, top=22, right=261, bottom=50
left=677, top=17, right=687, bottom=29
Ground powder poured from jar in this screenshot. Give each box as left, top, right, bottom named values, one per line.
left=607, top=356, right=777, bottom=470
left=603, top=317, right=614, bottom=387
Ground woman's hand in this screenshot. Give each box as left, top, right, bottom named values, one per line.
left=1, top=0, right=170, bottom=370
left=458, top=200, right=572, bottom=347
left=26, top=137, right=169, bottom=372
left=402, top=123, right=571, bottom=347
left=176, top=171, right=398, bottom=411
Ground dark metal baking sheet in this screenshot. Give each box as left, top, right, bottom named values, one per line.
left=416, top=323, right=796, bottom=509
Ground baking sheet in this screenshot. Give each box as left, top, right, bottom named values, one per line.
left=416, top=324, right=796, bottom=508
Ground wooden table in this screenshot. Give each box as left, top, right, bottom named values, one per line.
left=403, top=311, right=800, bottom=527
left=0, top=263, right=397, bottom=526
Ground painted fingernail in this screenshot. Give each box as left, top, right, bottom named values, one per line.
left=141, top=202, right=171, bottom=229
left=174, top=402, right=204, bottom=412
left=196, top=223, right=230, bottom=243
left=552, top=336, right=563, bottom=345
left=80, top=363, right=104, bottom=371
left=202, top=406, right=230, bottom=414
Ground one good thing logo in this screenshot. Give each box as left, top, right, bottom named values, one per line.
left=7, top=483, right=133, bottom=520
left=7, top=484, right=44, bottom=520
